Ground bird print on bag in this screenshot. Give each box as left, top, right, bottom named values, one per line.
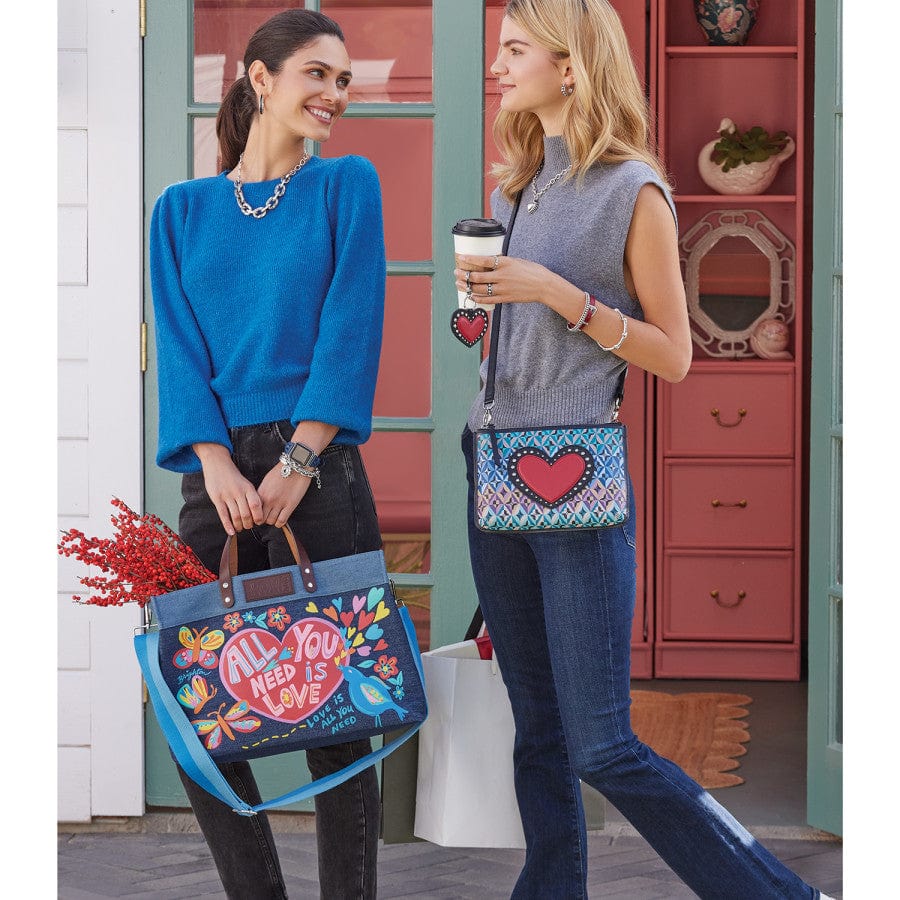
left=338, top=665, right=409, bottom=727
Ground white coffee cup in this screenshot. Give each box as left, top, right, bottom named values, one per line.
left=452, top=218, right=506, bottom=311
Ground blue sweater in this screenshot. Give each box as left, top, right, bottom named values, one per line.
left=150, top=155, right=386, bottom=473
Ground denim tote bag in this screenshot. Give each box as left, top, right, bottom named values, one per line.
left=134, top=525, right=427, bottom=815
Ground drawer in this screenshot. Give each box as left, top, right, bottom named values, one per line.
left=664, top=460, right=793, bottom=549
left=662, top=551, right=794, bottom=641
left=662, top=370, right=794, bottom=457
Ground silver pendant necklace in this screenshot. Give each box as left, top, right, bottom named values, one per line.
left=233, top=151, right=310, bottom=219
left=528, top=162, right=572, bottom=213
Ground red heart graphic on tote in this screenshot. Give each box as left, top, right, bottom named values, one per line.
left=509, top=446, right=595, bottom=507
left=450, top=307, right=489, bottom=347
left=219, top=619, right=344, bottom=723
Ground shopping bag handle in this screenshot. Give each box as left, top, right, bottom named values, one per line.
left=218, top=524, right=318, bottom=607
left=134, top=603, right=426, bottom=816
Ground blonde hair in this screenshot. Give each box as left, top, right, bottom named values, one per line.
left=492, top=0, right=670, bottom=199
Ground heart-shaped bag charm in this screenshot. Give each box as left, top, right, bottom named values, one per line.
left=450, top=307, right=489, bottom=347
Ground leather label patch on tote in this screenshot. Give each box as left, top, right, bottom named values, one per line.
left=508, top=445, right=594, bottom=507
left=220, top=619, right=345, bottom=723
left=243, top=572, right=294, bottom=603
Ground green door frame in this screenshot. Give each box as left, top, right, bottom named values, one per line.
left=142, top=0, right=485, bottom=808
left=806, top=0, right=843, bottom=836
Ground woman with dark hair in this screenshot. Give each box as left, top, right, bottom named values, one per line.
left=454, top=1, right=831, bottom=898
left=149, top=9, right=385, bottom=898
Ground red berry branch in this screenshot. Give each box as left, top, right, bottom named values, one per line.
left=58, top=498, right=216, bottom=607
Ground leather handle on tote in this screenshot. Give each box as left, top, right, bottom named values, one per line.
left=218, top=524, right=317, bottom=608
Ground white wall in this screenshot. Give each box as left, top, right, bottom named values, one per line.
left=58, top=0, right=144, bottom=821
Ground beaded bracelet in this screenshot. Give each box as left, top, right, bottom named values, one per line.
left=566, top=291, right=598, bottom=332
left=596, top=307, right=628, bottom=352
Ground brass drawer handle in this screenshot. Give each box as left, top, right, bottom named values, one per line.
left=710, top=589, right=746, bottom=608
left=710, top=407, right=747, bottom=428
left=710, top=499, right=747, bottom=508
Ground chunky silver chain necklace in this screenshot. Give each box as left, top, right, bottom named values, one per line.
left=528, top=162, right=572, bottom=213
left=233, top=152, right=310, bottom=219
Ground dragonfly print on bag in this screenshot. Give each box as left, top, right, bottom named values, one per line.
left=192, top=700, right=262, bottom=751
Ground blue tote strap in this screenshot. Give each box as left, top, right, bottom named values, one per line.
left=134, top=605, right=426, bottom=816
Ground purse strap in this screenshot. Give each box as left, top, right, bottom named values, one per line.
left=482, top=191, right=523, bottom=423
left=134, top=604, right=426, bottom=816
left=481, top=190, right=627, bottom=425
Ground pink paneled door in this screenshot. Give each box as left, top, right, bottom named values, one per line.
left=191, top=1, right=436, bottom=648
left=316, top=0, right=433, bottom=553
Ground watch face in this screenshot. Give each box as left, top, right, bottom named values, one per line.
left=288, top=443, right=314, bottom=467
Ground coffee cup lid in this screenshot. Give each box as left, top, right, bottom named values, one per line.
left=452, top=218, right=506, bottom=237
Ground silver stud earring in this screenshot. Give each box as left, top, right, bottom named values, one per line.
left=258, top=93, right=265, bottom=115
left=561, top=83, right=574, bottom=96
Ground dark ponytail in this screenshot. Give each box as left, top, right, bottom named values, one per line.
left=215, top=9, right=345, bottom=172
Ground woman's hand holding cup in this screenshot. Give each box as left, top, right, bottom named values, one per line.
left=451, top=218, right=505, bottom=310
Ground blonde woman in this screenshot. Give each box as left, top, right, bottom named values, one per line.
left=455, top=2, right=829, bottom=897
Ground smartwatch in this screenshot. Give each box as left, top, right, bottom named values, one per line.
left=284, top=441, right=322, bottom=469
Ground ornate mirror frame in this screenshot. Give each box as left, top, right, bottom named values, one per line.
left=679, top=209, right=796, bottom=358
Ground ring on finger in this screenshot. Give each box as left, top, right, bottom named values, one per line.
left=487, top=283, right=494, bottom=297
left=465, top=271, right=472, bottom=291
left=492, top=255, right=500, bottom=270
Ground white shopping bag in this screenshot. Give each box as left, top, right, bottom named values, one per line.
left=413, top=638, right=526, bottom=848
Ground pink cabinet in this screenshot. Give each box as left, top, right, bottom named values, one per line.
left=651, top=0, right=807, bottom=680
left=656, top=367, right=802, bottom=679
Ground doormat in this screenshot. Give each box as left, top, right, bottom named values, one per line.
left=630, top=691, right=752, bottom=789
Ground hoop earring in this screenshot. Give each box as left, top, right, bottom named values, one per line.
left=258, top=94, right=265, bottom=115
left=561, top=83, right=574, bottom=96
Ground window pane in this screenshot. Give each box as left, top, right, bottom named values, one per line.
left=195, top=2, right=433, bottom=104
left=194, top=2, right=287, bottom=104
left=360, top=432, right=430, bottom=535
left=322, top=1, right=433, bottom=102
left=397, top=587, right=431, bottom=651
left=193, top=117, right=218, bottom=177
left=321, top=118, right=432, bottom=260
left=373, top=277, right=432, bottom=419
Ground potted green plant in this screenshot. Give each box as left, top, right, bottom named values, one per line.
left=697, top=118, right=795, bottom=195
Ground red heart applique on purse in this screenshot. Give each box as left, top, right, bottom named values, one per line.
left=450, top=307, right=489, bottom=347
left=508, top=446, right=595, bottom=507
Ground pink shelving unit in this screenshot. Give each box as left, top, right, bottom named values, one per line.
left=652, top=0, right=807, bottom=679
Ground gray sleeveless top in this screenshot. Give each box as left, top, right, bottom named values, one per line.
left=466, top=135, right=677, bottom=432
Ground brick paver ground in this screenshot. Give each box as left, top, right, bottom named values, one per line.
left=57, top=825, right=842, bottom=898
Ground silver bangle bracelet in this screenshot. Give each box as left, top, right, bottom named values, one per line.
left=566, top=291, right=593, bottom=333
left=596, top=307, right=628, bottom=352
left=279, top=453, right=322, bottom=489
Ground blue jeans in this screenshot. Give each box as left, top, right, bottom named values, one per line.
left=176, top=421, right=382, bottom=900
left=462, top=426, right=818, bottom=900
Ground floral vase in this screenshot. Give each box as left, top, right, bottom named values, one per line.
left=697, top=118, right=794, bottom=195
left=694, top=0, right=760, bottom=46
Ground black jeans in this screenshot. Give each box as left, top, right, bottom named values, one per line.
left=176, top=420, right=382, bottom=900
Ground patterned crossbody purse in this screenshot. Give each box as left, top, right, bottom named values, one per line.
left=473, top=192, right=629, bottom=533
